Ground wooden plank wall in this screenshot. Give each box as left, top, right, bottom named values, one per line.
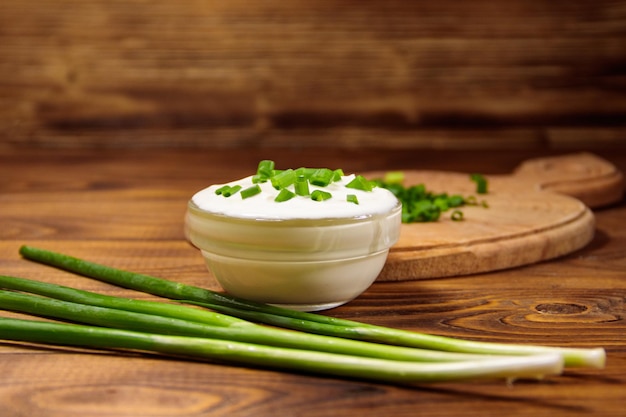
left=1, top=0, right=625, bottom=150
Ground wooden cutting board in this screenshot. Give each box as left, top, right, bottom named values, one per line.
left=368, top=152, right=624, bottom=281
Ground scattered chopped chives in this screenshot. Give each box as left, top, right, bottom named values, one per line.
left=219, top=163, right=489, bottom=217
left=346, top=175, right=374, bottom=192
left=215, top=185, right=232, bottom=196
left=216, top=161, right=385, bottom=206
left=295, top=175, right=310, bottom=196
left=451, top=210, right=464, bottom=221
left=275, top=188, right=296, bottom=202
left=240, top=185, right=261, bottom=199
left=383, top=171, right=404, bottom=185
left=257, top=160, right=275, bottom=179
left=447, top=195, right=465, bottom=208
left=405, top=200, right=440, bottom=223
left=375, top=171, right=489, bottom=223
left=433, top=196, right=449, bottom=211
left=470, top=173, right=488, bottom=194
left=223, top=185, right=241, bottom=197
left=271, top=169, right=297, bottom=189
left=296, top=167, right=316, bottom=179
left=309, top=168, right=335, bottom=187
left=222, top=185, right=242, bottom=197
left=311, top=190, right=332, bottom=201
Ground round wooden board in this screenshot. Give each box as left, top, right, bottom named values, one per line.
left=366, top=153, right=623, bottom=281
left=378, top=188, right=594, bottom=281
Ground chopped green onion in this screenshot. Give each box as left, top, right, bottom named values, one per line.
left=309, top=168, right=335, bottom=187
left=375, top=173, right=491, bottom=223
left=407, top=184, right=427, bottom=200
left=256, top=160, right=275, bottom=179
left=383, top=171, right=404, bottom=185
left=271, top=169, right=297, bottom=189
left=346, top=194, right=359, bottom=205
left=222, top=185, right=241, bottom=197
left=294, top=175, right=310, bottom=196
left=447, top=195, right=465, bottom=208
left=215, top=185, right=231, bottom=195
left=346, top=175, right=375, bottom=192
left=404, top=200, right=440, bottom=223
left=433, top=196, right=449, bottom=211
left=332, top=169, right=345, bottom=182
left=470, top=173, right=488, bottom=194
left=295, top=167, right=316, bottom=179
left=251, top=175, right=268, bottom=184
left=240, top=185, right=261, bottom=199
left=401, top=212, right=413, bottom=223
left=221, top=162, right=384, bottom=206
left=224, top=185, right=242, bottom=197
left=311, top=190, right=332, bottom=201
left=275, top=188, right=296, bottom=202
left=451, top=210, right=464, bottom=221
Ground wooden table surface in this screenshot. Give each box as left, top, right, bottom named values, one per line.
left=1, top=147, right=625, bottom=417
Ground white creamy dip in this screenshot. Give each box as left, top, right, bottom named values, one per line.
left=191, top=174, right=399, bottom=220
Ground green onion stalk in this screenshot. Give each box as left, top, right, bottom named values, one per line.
left=13, top=246, right=606, bottom=372
left=0, top=281, right=566, bottom=384
left=0, top=280, right=505, bottom=364
left=0, top=317, right=564, bottom=384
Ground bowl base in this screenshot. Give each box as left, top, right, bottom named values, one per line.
left=268, top=300, right=351, bottom=312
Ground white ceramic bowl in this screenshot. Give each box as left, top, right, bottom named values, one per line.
left=185, top=200, right=402, bottom=311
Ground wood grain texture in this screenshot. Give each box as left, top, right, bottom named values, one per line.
left=1, top=0, right=625, bottom=150
left=0, top=148, right=625, bottom=417
left=372, top=152, right=624, bottom=280
left=381, top=194, right=595, bottom=281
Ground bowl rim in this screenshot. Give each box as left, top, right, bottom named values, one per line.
left=187, top=199, right=402, bottom=226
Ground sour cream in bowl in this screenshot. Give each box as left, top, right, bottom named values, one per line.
left=185, top=161, right=401, bottom=311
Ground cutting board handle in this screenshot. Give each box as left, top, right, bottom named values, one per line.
left=511, top=152, right=624, bottom=208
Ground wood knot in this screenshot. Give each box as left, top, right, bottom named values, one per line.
left=534, top=302, right=588, bottom=315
